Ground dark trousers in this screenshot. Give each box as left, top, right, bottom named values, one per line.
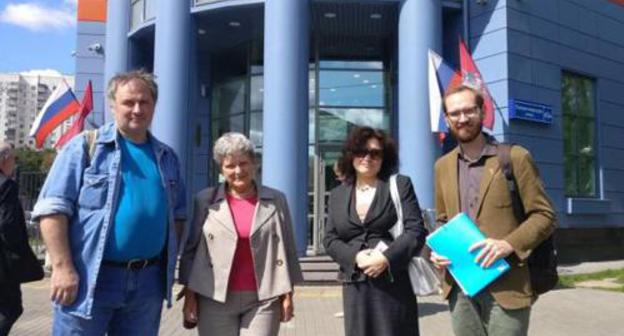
left=0, top=281, right=23, bottom=336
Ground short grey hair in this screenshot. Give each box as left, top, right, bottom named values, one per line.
left=213, top=132, right=256, bottom=165
left=107, top=69, right=158, bottom=103
left=0, top=143, right=14, bottom=162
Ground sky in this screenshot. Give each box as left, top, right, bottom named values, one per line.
left=0, top=0, right=77, bottom=75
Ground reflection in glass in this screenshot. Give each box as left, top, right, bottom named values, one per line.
left=195, top=0, right=229, bottom=5
left=250, top=112, right=262, bottom=148
left=229, top=114, right=245, bottom=134
left=212, top=78, right=246, bottom=119
left=309, top=109, right=315, bottom=144
left=211, top=114, right=245, bottom=145
left=321, top=148, right=343, bottom=191
left=318, top=108, right=389, bottom=142
left=130, top=0, right=143, bottom=30
left=562, top=72, right=596, bottom=197
left=320, top=61, right=383, bottom=70
left=319, top=70, right=383, bottom=107
left=145, top=0, right=156, bottom=20
left=250, top=75, right=263, bottom=111
left=309, top=70, right=316, bottom=106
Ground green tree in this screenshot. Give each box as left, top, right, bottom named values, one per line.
left=15, top=148, right=56, bottom=173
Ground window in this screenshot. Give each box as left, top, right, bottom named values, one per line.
left=562, top=72, right=596, bottom=197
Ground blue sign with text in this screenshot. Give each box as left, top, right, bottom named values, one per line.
left=508, top=99, right=553, bottom=125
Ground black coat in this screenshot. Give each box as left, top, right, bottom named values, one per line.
left=323, top=174, right=427, bottom=281
left=0, top=179, right=32, bottom=283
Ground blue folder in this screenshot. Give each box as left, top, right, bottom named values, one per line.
left=426, top=213, right=510, bottom=297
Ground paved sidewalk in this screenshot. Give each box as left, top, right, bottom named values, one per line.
left=11, top=260, right=624, bottom=335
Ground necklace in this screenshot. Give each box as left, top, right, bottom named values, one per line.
left=355, top=181, right=377, bottom=193
left=356, top=184, right=372, bottom=192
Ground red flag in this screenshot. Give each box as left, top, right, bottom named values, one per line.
left=458, top=39, right=495, bottom=130
left=55, top=81, right=93, bottom=148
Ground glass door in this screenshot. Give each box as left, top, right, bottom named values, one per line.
left=308, top=145, right=343, bottom=255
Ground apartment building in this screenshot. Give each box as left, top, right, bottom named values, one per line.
left=0, top=73, right=75, bottom=149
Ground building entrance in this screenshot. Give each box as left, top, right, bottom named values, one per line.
left=208, top=49, right=392, bottom=256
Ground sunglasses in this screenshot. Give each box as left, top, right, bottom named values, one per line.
left=353, top=148, right=383, bottom=160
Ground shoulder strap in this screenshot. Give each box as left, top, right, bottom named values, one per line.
left=496, top=143, right=526, bottom=222
left=388, top=174, right=403, bottom=238
left=83, top=129, right=98, bottom=164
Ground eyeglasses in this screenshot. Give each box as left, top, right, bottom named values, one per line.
left=446, top=106, right=480, bottom=121
left=353, top=148, right=383, bottom=160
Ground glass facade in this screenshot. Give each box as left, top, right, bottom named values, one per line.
left=316, top=61, right=389, bottom=145
left=210, top=51, right=391, bottom=183
left=562, top=72, right=597, bottom=197
left=208, top=45, right=392, bottom=251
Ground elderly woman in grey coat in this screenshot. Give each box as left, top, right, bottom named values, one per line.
left=179, top=132, right=303, bottom=336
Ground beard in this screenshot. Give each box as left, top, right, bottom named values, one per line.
left=449, top=122, right=482, bottom=144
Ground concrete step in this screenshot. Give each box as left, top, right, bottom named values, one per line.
left=300, top=261, right=340, bottom=272
left=302, top=272, right=340, bottom=283
left=299, top=255, right=340, bottom=284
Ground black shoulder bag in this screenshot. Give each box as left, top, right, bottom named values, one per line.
left=497, top=143, right=558, bottom=295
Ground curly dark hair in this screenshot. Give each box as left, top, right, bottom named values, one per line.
left=337, top=126, right=398, bottom=183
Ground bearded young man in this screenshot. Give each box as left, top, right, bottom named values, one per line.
left=430, top=85, right=556, bottom=336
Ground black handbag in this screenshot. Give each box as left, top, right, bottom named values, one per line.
left=1, top=243, right=44, bottom=284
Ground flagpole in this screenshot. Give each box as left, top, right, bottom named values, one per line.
left=463, top=0, right=469, bottom=49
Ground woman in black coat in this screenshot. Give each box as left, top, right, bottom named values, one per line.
left=323, top=127, right=427, bottom=336
left=0, top=145, right=39, bottom=336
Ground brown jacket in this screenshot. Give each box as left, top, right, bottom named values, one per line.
left=179, top=184, right=303, bottom=303
left=434, top=144, right=556, bottom=309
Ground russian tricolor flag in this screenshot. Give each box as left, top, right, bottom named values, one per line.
left=428, top=50, right=462, bottom=135
left=29, top=80, right=80, bottom=148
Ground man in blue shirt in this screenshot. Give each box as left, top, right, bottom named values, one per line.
left=32, top=70, right=187, bottom=335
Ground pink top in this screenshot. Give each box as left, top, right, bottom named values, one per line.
left=226, top=193, right=259, bottom=292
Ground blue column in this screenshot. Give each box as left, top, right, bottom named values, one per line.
left=103, top=0, right=130, bottom=125
left=188, top=20, right=212, bottom=195
left=153, top=1, right=191, bottom=173
left=263, top=0, right=310, bottom=256
left=398, top=0, right=442, bottom=209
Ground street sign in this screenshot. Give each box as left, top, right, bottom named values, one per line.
left=508, top=99, right=553, bottom=125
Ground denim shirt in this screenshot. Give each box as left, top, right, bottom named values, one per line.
left=31, top=122, right=187, bottom=318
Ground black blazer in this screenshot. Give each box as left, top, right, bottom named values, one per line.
left=323, top=175, right=427, bottom=282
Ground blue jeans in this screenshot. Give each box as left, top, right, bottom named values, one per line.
left=52, top=264, right=164, bottom=336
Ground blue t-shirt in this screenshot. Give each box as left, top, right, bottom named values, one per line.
left=104, top=136, right=168, bottom=261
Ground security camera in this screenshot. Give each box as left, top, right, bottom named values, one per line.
left=87, top=43, right=104, bottom=54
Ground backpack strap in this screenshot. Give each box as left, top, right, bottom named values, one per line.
left=496, top=143, right=526, bottom=222
left=83, top=129, right=98, bottom=165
